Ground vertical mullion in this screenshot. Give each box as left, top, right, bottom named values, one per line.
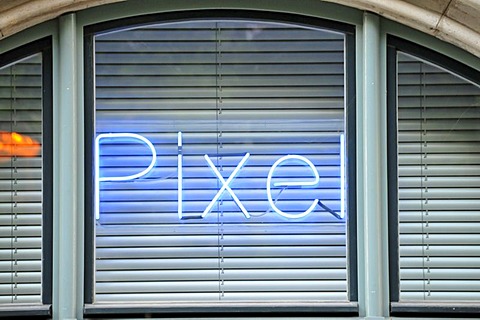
left=53, top=13, right=78, bottom=319
left=345, top=30, right=358, bottom=303
left=42, top=39, right=54, bottom=306
left=387, top=42, right=399, bottom=304
left=362, top=12, right=388, bottom=317
left=83, top=31, right=95, bottom=306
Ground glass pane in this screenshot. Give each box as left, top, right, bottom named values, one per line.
left=397, top=52, right=480, bottom=302
left=94, top=20, right=349, bottom=304
left=0, top=53, right=43, bottom=304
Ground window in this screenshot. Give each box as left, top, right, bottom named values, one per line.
left=84, top=11, right=356, bottom=315
left=388, top=37, right=480, bottom=314
left=1, top=2, right=480, bottom=318
left=0, top=38, right=52, bottom=316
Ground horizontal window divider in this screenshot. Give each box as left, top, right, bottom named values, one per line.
left=0, top=304, right=51, bottom=318
left=391, top=302, right=480, bottom=315
left=84, top=301, right=358, bottom=316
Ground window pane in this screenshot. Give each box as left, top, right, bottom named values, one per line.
left=397, top=52, right=480, bottom=301
left=94, top=20, right=349, bottom=304
left=0, top=53, right=43, bottom=304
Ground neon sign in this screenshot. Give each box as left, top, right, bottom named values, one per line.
left=95, top=133, right=157, bottom=220
left=203, top=153, right=251, bottom=219
left=95, top=132, right=346, bottom=220
left=267, top=155, right=320, bottom=219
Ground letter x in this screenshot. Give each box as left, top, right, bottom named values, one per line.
left=202, top=153, right=251, bottom=218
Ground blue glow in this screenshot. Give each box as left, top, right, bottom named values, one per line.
left=177, top=132, right=183, bottom=219
left=95, top=131, right=346, bottom=221
left=203, top=153, right=251, bottom=219
left=340, top=134, right=345, bottom=219
left=95, top=133, right=157, bottom=220
left=266, top=155, right=320, bottom=219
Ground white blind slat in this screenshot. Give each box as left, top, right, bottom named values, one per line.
left=95, top=291, right=348, bottom=302
left=96, top=257, right=346, bottom=270
left=96, top=269, right=347, bottom=282
left=96, top=246, right=346, bottom=258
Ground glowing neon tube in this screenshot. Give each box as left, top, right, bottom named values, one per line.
left=267, top=154, right=320, bottom=219
left=203, top=153, right=251, bottom=218
left=95, top=133, right=157, bottom=220
left=340, top=133, right=345, bottom=219
left=178, top=132, right=183, bottom=219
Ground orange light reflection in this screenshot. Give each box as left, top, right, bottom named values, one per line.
left=0, top=131, right=41, bottom=161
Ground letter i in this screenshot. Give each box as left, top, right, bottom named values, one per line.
left=178, top=132, right=183, bottom=219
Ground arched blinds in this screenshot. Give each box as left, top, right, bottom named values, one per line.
left=390, top=37, right=480, bottom=311
left=86, top=17, right=356, bottom=309
left=0, top=38, right=52, bottom=314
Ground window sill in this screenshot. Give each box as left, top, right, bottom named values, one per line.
left=0, top=304, right=51, bottom=318
left=85, top=301, right=359, bottom=317
left=391, top=301, right=480, bottom=316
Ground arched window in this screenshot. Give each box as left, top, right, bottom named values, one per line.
left=1, top=2, right=479, bottom=319
left=83, top=11, right=357, bottom=315
left=0, top=38, right=52, bottom=317
left=388, top=36, right=480, bottom=315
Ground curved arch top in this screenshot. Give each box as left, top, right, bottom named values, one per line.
left=0, top=0, right=479, bottom=57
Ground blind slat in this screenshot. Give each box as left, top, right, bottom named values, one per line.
left=96, top=246, right=346, bottom=258
left=95, top=291, right=347, bottom=302
left=96, top=257, right=347, bottom=270
left=96, top=269, right=347, bottom=282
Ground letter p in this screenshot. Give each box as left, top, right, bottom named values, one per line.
left=95, top=133, right=157, bottom=220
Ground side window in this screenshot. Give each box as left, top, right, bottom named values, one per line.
left=84, top=14, right=356, bottom=315
left=0, top=38, right=52, bottom=316
left=389, top=37, right=480, bottom=314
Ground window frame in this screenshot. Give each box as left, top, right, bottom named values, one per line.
left=0, top=37, right=53, bottom=318
left=83, top=9, right=357, bottom=317
left=387, top=35, right=480, bottom=317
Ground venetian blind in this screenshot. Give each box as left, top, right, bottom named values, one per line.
left=94, top=20, right=349, bottom=304
left=0, top=54, right=43, bottom=304
left=397, top=52, right=480, bottom=301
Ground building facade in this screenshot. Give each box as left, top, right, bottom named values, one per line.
left=0, top=1, right=479, bottom=319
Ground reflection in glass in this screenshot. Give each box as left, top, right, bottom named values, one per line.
left=0, top=53, right=43, bottom=304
